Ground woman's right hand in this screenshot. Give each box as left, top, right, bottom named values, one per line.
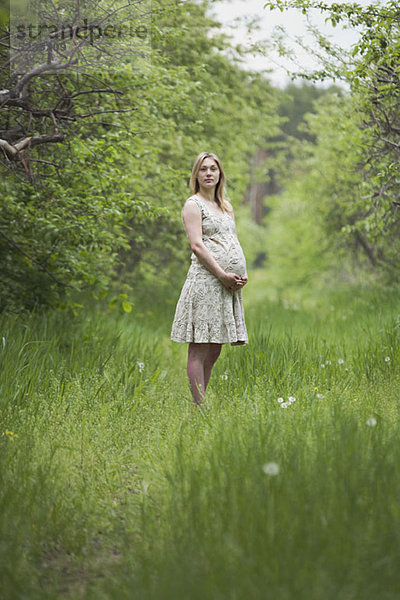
left=219, top=272, right=243, bottom=291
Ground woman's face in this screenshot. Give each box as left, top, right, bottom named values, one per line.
left=197, top=157, right=220, bottom=190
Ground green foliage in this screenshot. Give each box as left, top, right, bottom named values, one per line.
left=263, top=89, right=400, bottom=286
left=1, top=0, right=281, bottom=311
left=265, top=0, right=400, bottom=277
left=277, top=82, right=342, bottom=140
left=0, top=133, right=162, bottom=311
left=264, top=186, right=334, bottom=292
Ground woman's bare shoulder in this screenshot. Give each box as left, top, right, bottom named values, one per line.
left=182, top=196, right=201, bottom=218
left=184, top=195, right=198, bottom=205
left=183, top=196, right=200, bottom=208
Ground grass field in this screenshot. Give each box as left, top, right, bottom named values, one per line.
left=1, top=272, right=400, bottom=599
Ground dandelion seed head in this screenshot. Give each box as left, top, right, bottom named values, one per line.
left=366, top=417, right=377, bottom=427
left=262, top=462, right=279, bottom=476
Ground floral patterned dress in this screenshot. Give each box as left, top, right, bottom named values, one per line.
left=170, top=194, right=248, bottom=345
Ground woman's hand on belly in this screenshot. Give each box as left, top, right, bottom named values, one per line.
left=230, top=272, right=248, bottom=290
left=219, top=271, right=244, bottom=291
left=239, top=273, right=248, bottom=286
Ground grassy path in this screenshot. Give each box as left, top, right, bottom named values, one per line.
left=1, top=275, right=400, bottom=599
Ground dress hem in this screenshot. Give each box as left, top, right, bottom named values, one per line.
left=171, top=336, right=248, bottom=346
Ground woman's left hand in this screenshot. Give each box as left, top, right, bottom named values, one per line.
left=233, top=274, right=248, bottom=290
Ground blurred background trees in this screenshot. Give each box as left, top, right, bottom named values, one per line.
left=265, top=0, right=400, bottom=287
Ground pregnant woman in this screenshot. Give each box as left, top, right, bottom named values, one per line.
left=171, top=152, right=248, bottom=406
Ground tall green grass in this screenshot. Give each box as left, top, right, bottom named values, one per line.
left=1, top=279, right=400, bottom=599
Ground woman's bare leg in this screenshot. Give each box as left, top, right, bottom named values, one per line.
left=204, top=344, right=222, bottom=391
left=187, top=343, right=210, bottom=404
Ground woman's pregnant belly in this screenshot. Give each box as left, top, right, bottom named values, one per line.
left=204, top=237, right=246, bottom=277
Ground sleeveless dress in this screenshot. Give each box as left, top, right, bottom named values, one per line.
left=170, top=194, right=248, bottom=346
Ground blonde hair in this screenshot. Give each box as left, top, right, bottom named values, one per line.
left=189, top=152, right=229, bottom=212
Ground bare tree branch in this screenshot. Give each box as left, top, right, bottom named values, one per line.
left=0, top=0, right=151, bottom=177
left=0, top=134, right=66, bottom=159
left=14, top=59, right=78, bottom=99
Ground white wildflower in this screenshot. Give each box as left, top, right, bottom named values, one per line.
left=320, top=363, right=325, bottom=368
left=281, top=402, right=289, bottom=408
left=277, top=397, right=284, bottom=403
left=385, top=357, right=391, bottom=362
left=221, top=371, right=229, bottom=380
left=326, top=360, right=331, bottom=365
left=137, top=361, right=145, bottom=372
left=366, top=417, right=377, bottom=427
left=316, top=393, right=324, bottom=399
left=338, top=358, right=345, bottom=365
left=262, top=462, right=279, bottom=476
left=288, top=396, right=296, bottom=403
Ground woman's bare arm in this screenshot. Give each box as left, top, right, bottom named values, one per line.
left=182, top=200, right=242, bottom=290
